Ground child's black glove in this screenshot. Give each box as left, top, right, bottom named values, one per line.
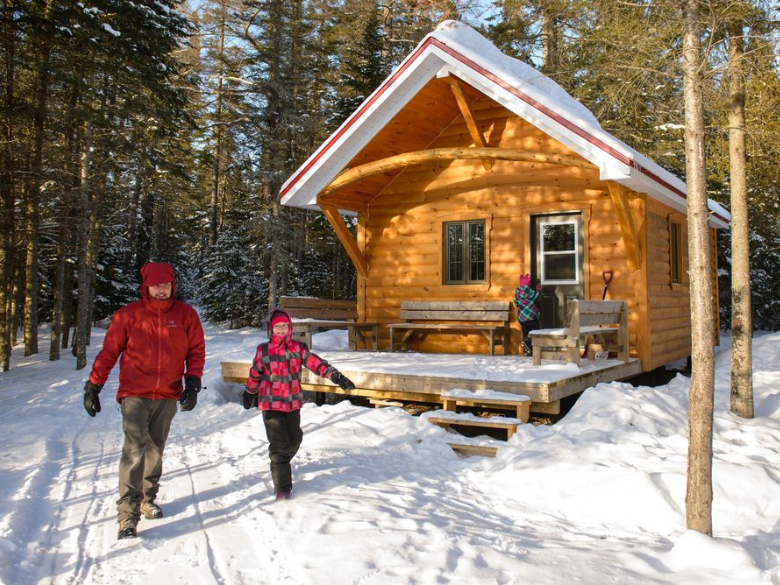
left=331, top=372, right=356, bottom=390
left=242, top=390, right=258, bottom=410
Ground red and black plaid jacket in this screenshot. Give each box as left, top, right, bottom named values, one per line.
left=245, top=335, right=337, bottom=412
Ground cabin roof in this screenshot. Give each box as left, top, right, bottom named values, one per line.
left=280, top=20, right=730, bottom=229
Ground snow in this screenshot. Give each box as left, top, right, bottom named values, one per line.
left=1, top=324, right=779, bottom=584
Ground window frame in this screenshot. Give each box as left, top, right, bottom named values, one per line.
left=443, top=219, right=487, bottom=285
left=538, top=218, right=580, bottom=285
left=669, top=219, right=683, bottom=286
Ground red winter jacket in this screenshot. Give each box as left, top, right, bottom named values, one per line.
left=88, top=263, right=206, bottom=402
left=245, top=308, right=337, bottom=412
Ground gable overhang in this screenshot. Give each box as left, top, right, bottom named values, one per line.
left=280, top=27, right=730, bottom=230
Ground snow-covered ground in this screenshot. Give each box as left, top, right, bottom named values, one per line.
left=0, top=324, right=778, bottom=584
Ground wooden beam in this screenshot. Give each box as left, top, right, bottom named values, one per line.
left=320, top=204, right=368, bottom=277
left=445, top=77, right=493, bottom=170
left=319, top=147, right=597, bottom=200
left=607, top=182, right=642, bottom=272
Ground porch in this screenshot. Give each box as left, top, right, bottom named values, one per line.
left=221, top=351, right=642, bottom=416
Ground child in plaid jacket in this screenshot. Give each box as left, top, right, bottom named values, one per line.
left=513, top=274, right=542, bottom=356
left=242, top=307, right=355, bottom=499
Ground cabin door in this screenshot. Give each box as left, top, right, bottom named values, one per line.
left=531, top=212, right=585, bottom=328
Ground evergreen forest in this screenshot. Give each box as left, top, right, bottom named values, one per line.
left=1, top=0, right=779, bottom=370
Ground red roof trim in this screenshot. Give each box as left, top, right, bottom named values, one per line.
left=427, top=38, right=690, bottom=200
left=281, top=34, right=729, bottom=226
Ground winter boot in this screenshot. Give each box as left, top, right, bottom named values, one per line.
left=140, top=501, right=163, bottom=520
left=275, top=489, right=292, bottom=501
left=117, top=517, right=138, bottom=539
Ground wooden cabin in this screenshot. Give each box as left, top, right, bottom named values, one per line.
left=279, top=21, right=730, bottom=373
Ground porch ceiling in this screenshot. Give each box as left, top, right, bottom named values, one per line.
left=320, top=76, right=484, bottom=212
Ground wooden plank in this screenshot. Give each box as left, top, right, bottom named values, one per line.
left=320, top=204, right=368, bottom=277
left=320, top=147, right=598, bottom=198
left=445, top=76, right=493, bottom=170
left=399, top=310, right=508, bottom=322
left=546, top=359, right=642, bottom=402
left=446, top=442, right=498, bottom=457
left=221, top=361, right=551, bottom=402
left=400, top=300, right=509, bottom=311
left=427, top=415, right=518, bottom=430
left=441, top=393, right=531, bottom=423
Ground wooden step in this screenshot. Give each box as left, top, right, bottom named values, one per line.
left=427, top=411, right=521, bottom=439
left=369, top=398, right=404, bottom=408
left=440, top=389, right=531, bottom=422
left=446, top=441, right=498, bottom=458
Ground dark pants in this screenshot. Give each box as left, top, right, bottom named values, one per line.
left=262, top=409, right=303, bottom=494
left=117, top=397, right=177, bottom=522
left=520, top=319, right=540, bottom=355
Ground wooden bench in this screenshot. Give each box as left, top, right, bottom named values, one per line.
left=279, top=296, right=379, bottom=351
left=529, top=299, right=629, bottom=366
left=387, top=301, right=511, bottom=355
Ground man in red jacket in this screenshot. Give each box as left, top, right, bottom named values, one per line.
left=83, top=262, right=205, bottom=539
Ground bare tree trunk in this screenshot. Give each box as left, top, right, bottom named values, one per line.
left=682, top=0, right=714, bottom=536
left=0, top=0, right=18, bottom=370
left=125, top=174, right=142, bottom=269
left=49, top=213, right=68, bottom=361
left=61, top=255, right=74, bottom=350
left=209, top=1, right=228, bottom=247
left=541, top=8, right=560, bottom=73
left=75, top=120, right=94, bottom=370
left=727, top=23, right=753, bottom=418
left=23, top=0, right=53, bottom=357
left=23, top=181, right=40, bottom=356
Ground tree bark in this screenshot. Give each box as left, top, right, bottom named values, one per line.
left=682, top=0, right=714, bottom=536
left=23, top=0, right=53, bottom=357
left=75, top=119, right=94, bottom=370
left=49, top=214, right=68, bottom=361
left=727, top=22, right=754, bottom=418
left=0, top=1, right=18, bottom=371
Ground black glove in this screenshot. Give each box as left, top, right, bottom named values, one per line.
left=332, top=372, right=355, bottom=391
left=180, top=376, right=201, bottom=412
left=242, top=390, right=258, bottom=410
left=83, top=381, right=103, bottom=417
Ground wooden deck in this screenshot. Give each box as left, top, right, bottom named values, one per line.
left=221, top=352, right=642, bottom=415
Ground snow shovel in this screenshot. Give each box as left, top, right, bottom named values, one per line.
left=601, top=270, right=614, bottom=300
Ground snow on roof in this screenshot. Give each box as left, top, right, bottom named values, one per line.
left=280, top=20, right=730, bottom=229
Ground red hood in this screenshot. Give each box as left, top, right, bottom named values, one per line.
left=140, top=262, right=177, bottom=302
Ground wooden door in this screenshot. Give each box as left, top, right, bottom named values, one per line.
left=531, top=213, right=585, bottom=328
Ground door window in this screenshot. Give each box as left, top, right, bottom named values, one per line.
left=539, top=219, right=579, bottom=284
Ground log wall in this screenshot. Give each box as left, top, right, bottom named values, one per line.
left=356, top=99, right=650, bottom=361
left=644, top=198, right=691, bottom=370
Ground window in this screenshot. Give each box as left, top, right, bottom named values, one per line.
left=670, top=220, right=682, bottom=285
left=539, top=219, right=579, bottom=284
left=444, top=220, right=485, bottom=284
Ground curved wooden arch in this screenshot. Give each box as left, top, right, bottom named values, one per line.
left=318, top=147, right=598, bottom=200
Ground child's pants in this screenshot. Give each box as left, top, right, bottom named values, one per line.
left=520, top=319, right=540, bottom=355
left=263, top=409, right=303, bottom=494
